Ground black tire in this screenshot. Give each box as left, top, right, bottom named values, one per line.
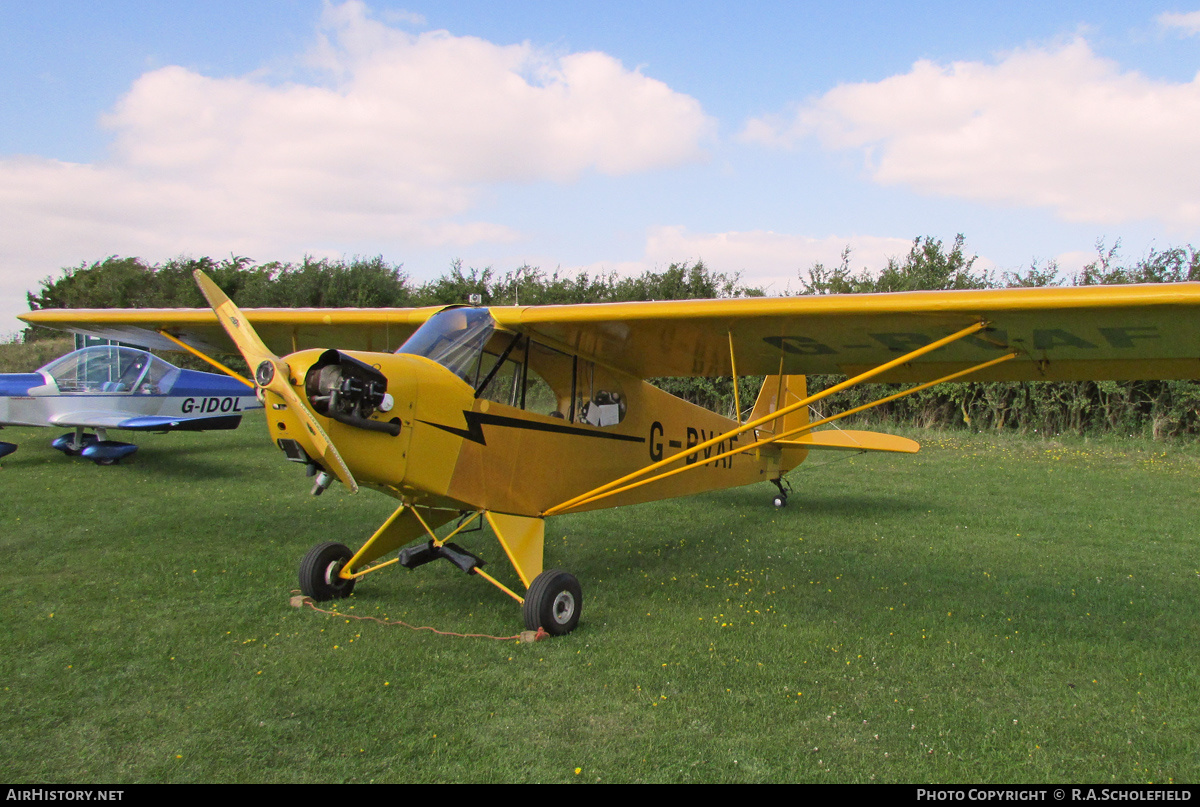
left=523, top=569, right=582, bottom=635
left=299, top=542, right=356, bottom=600
left=772, top=494, right=787, bottom=508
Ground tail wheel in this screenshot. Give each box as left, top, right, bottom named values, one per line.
left=299, top=542, right=356, bottom=600
left=523, top=569, right=582, bottom=635
left=770, top=477, right=790, bottom=508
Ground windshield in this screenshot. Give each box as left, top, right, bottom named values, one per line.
left=40, top=346, right=176, bottom=393
left=397, top=308, right=496, bottom=383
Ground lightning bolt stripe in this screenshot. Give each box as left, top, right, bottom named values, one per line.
left=419, top=411, right=646, bottom=446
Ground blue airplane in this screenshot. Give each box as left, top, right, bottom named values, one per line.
left=0, top=344, right=261, bottom=464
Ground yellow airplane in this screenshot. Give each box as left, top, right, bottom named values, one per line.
left=21, top=276, right=1200, bottom=635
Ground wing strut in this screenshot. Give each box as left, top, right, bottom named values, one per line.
left=542, top=320, right=1000, bottom=517
left=550, top=351, right=1017, bottom=513
left=155, top=329, right=254, bottom=387
left=728, top=331, right=743, bottom=425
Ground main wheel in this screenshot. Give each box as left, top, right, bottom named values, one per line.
left=772, top=493, right=787, bottom=508
left=299, top=542, right=356, bottom=600
left=523, top=569, right=582, bottom=635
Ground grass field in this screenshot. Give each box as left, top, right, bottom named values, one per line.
left=1, top=414, right=1197, bottom=783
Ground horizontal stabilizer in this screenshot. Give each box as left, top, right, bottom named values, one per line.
left=778, top=429, right=919, bottom=454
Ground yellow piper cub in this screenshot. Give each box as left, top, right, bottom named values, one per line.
left=242, top=301, right=915, bottom=636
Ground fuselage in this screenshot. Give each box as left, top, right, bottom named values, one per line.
left=265, top=309, right=807, bottom=516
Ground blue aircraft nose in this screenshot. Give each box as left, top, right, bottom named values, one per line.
left=0, top=441, right=17, bottom=459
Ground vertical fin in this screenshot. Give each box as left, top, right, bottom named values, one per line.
left=750, top=374, right=810, bottom=437
left=750, top=374, right=811, bottom=474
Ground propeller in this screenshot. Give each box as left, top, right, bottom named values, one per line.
left=194, top=270, right=359, bottom=493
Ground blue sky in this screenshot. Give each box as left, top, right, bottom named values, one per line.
left=3, top=1, right=1199, bottom=333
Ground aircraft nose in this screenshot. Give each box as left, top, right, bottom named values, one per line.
left=265, top=348, right=417, bottom=494
left=303, top=349, right=401, bottom=436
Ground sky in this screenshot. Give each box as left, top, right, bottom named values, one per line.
left=3, top=1, right=1200, bottom=334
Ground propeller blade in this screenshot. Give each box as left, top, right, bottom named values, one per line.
left=193, top=271, right=275, bottom=370
left=268, top=372, right=359, bottom=494
left=193, top=270, right=359, bottom=493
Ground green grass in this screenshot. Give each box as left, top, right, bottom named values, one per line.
left=1, top=416, right=1197, bottom=783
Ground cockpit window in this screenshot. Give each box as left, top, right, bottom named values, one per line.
left=575, top=358, right=627, bottom=427
left=41, top=346, right=176, bottom=394
left=475, top=333, right=524, bottom=406
left=524, top=341, right=576, bottom=419
left=397, top=308, right=497, bottom=383
left=397, top=310, right=629, bottom=427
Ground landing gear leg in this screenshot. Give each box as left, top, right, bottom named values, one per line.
left=770, top=476, right=791, bottom=508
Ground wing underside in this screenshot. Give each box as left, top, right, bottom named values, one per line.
left=47, top=412, right=243, bottom=431
left=19, top=307, right=442, bottom=358
left=20, top=283, right=1200, bottom=383
left=499, top=284, right=1200, bottom=381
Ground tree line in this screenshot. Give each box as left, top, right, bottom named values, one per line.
left=20, top=237, right=1200, bottom=439
left=25, top=253, right=755, bottom=313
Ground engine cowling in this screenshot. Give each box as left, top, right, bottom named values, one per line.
left=304, top=350, right=400, bottom=436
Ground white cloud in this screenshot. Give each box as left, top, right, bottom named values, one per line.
left=0, top=1, right=712, bottom=330
left=560, top=227, right=917, bottom=295
left=379, top=8, right=426, bottom=27
left=1157, top=10, right=1200, bottom=36
left=741, top=38, right=1200, bottom=228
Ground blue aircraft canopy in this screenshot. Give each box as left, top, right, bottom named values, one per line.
left=40, top=346, right=178, bottom=394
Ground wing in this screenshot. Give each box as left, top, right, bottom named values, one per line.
left=20, top=307, right=443, bottom=356
left=46, top=411, right=242, bottom=430
left=21, top=283, right=1200, bottom=382
left=493, top=283, right=1200, bottom=382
